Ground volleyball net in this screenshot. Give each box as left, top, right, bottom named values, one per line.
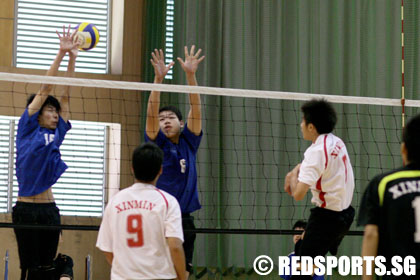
left=0, top=72, right=418, bottom=234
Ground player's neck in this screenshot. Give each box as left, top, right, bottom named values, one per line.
left=168, top=134, right=180, bottom=144
left=310, top=132, right=320, bottom=143
left=402, top=157, right=411, bottom=167
left=135, top=179, right=158, bottom=186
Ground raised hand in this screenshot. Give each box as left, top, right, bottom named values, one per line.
left=69, top=31, right=80, bottom=58
left=56, top=25, right=80, bottom=55
left=150, top=49, right=174, bottom=82
left=177, top=45, right=205, bottom=76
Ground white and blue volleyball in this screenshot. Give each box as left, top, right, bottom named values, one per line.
left=74, top=23, right=100, bottom=51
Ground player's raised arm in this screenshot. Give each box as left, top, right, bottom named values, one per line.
left=146, top=49, right=174, bottom=140
left=177, top=45, right=205, bottom=136
left=27, top=25, right=73, bottom=117
left=60, top=27, right=80, bottom=123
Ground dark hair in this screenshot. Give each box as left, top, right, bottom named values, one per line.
left=292, top=220, right=307, bottom=230
left=403, top=114, right=420, bottom=163
left=301, top=99, right=337, bottom=134
left=26, top=94, right=61, bottom=113
left=132, top=142, right=164, bottom=182
left=159, top=105, right=183, bottom=121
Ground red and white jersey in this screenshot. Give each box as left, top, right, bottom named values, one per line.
left=96, top=182, right=183, bottom=280
left=298, top=133, right=354, bottom=211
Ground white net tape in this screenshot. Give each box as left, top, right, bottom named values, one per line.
left=1, top=72, right=419, bottom=107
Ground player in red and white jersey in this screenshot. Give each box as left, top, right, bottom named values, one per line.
left=298, top=130, right=354, bottom=212
left=96, top=142, right=186, bottom=280
left=284, top=100, right=355, bottom=278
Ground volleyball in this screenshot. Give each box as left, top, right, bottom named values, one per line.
left=74, top=23, right=100, bottom=51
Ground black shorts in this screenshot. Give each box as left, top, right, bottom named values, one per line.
left=182, top=213, right=196, bottom=273
left=296, top=206, right=355, bottom=258
left=12, top=202, right=61, bottom=273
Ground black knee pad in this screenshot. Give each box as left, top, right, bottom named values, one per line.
left=54, top=254, right=74, bottom=279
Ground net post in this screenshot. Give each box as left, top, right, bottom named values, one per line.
left=4, top=250, right=9, bottom=280
left=85, top=254, right=91, bottom=280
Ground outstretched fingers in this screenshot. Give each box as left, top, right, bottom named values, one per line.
left=150, top=48, right=174, bottom=77
left=152, top=49, right=164, bottom=62
left=70, top=28, right=77, bottom=40
left=150, top=58, right=156, bottom=67
left=183, top=45, right=205, bottom=62
left=167, top=61, right=175, bottom=70
left=189, top=45, right=195, bottom=56
left=176, top=57, right=184, bottom=65
left=151, top=51, right=158, bottom=62
left=197, top=55, right=205, bottom=63
left=193, top=48, right=202, bottom=58
left=57, top=25, right=73, bottom=39
left=159, top=49, right=165, bottom=60
left=184, top=46, right=189, bottom=58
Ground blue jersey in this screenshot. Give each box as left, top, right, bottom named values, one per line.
left=145, top=124, right=202, bottom=214
left=16, top=109, right=71, bottom=196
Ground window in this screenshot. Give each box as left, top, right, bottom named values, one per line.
left=0, top=115, right=119, bottom=217
left=0, top=119, right=11, bottom=212
left=15, top=0, right=109, bottom=74
left=165, top=0, right=174, bottom=80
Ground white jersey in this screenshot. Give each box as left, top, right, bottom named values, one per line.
left=298, top=133, right=354, bottom=211
left=96, top=182, right=183, bottom=280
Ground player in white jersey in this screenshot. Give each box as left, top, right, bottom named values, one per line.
left=96, top=142, right=186, bottom=280
left=284, top=99, right=355, bottom=279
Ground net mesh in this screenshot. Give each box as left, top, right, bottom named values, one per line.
left=1, top=72, right=419, bottom=232
left=194, top=99, right=404, bottom=231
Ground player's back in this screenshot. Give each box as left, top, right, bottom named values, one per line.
left=379, top=166, right=420, bottom=261
left=301, top=133, right=354, bottom=211
left=97, top=182, right=183, bottom=280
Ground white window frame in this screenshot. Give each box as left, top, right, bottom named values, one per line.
left=14, top=0, right=110, bottom=74
left=0, top=115, right=120, bottom=217
left=165, top=0, right=175, bottom=80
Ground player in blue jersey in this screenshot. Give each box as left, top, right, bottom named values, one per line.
left=145, top=46, right=205, bottom=277
left=12, top=26, right=80, bottom=280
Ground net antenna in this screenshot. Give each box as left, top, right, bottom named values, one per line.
left=401, top=0, right=406, bottom=127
